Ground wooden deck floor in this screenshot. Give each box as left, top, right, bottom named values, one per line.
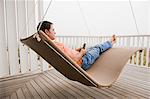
left=0, top=65, right=150, bottom=99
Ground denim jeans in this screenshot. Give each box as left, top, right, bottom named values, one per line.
left=81, top=41, right=112, bottom=70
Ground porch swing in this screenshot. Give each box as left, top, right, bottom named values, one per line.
left=21, top=0, right=142, bottom=88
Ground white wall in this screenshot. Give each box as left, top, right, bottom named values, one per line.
left=43, top=0, right=149, bottom=36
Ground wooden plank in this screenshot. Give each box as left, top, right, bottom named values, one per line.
left=11, top=92, right=18, bottom=99
left=119, top=75, right=150, bottom=90
left=100, top=87, right=127, bottom=99
left=121, top=70, right=150, bottom=83
left=38, top=75, right=66, bottom=99
left=51, top=69, right=126, bottom=99
left=40, top=74, right=67, bottom=98
left=48, top=70, right=111, bottom=99
left=112, top=85, right=146, bottom=99
left=0, top=73, right=39, bottom=89
left=109, top=85, right=143, bottom=99
left=115, top=82, right=149, bottom=98
left=91, top=87, right=117, bottom=99
left=30, top=79, right=49, bottom=99
left=21, top=85, right=33, bottom=99
left=44, top=72, right=86, bottom=98
left=114, top=82, right=148, bottom=98
left=16, top=88, right=25, bottom=99
left=34, top=77, right=58, bottom=99
left=0, top=96, right=10, bottom=99
left=117, top=77, right=150, bottom=97
left=0, top=70, right=41, bottom=82
left=25, top=81, right=41, bottom=99
left=0, top=83, right=24, bottom=97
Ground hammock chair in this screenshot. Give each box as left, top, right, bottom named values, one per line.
left=20, top=0, right=142, bottom=88
left=20, top=31, right=142, bottom=88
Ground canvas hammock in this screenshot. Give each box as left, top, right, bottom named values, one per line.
left=20, top=30, right=142, bottom=88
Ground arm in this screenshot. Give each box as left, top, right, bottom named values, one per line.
left=70, top=49, right=86, bottom=67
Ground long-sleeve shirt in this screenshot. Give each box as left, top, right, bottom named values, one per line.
left=54, top=42, right=82, bottom=65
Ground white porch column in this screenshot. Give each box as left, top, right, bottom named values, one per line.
left=27, top=0, right=39, bottom=71
left=5, top=0, right=19, bottom=75
left=0, top=0, right=9, bottom=77
left=17, top=0, right=29, bottom=73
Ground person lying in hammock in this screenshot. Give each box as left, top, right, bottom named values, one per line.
left=37, top=21, right=117, bottom=70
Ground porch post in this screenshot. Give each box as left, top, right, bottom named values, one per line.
left=5, top=0, right=20, bottom=75
left=26, top=0, right=39, bottom=71
left=17, top=0, right=30, bottom=73
left=0, top=0, right=9, bottom=77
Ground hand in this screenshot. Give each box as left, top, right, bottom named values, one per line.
left=76, top=47, right=82, bottom=52
left=80, top=48, right=86, bottom=56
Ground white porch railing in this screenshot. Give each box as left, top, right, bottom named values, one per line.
left=57, top=35, right=150, bottom=68
left=0, top=34, right=150, bottom=78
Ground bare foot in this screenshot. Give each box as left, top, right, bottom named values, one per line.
left=110, top=35, right=116, bottom=45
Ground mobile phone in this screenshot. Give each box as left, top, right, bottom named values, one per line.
left=79, top=43, right=86, bottom=52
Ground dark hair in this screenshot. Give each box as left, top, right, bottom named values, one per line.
left=37, top=21, right=53, bottom=33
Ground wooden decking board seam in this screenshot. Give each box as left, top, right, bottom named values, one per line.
left=91, top=87, right=118, bottom=99
left=37, top=76, right=64, bottom=99
left=0, top=75, right=39, bottom=89
left=124, top=66, right=150, bottom=74
left=45, top=71, right=95, bottom=96
left=43, top=72, right=81, bottom=99
left=113, top=84, right=148, bottom=98
left=112, top=85, right=145, bottom=99
left=2, top=96, right=10, bottom=99
left=42, top=74, right=74, bottom=98
left=39, top=75, right=67, bottom=99
left=49, top=70, right=112, bottom=99
left=24, top=82, right=34, bottom=99
left=119, top=75, right=150, bottom=88
left=123, top=69, right=150, bottom=76
left=40, top=74, right=67, bottom=98
left=109, top=86, right=141, bottom=98
left=51, top=69, right=127, bottom=98
left=16, top=88, right=26, bottom=99
left=115, top=83, right=150, bottom=97
left=46, top=72, right=101, bottom=99
left=1, top=64, right=150, bottom=99
left=121, top=71, right=150, bottom=82
left=118, top=76, right=150, bottom=91
left=115, top=82, right=149, bottom=98
left=0, top=73, right=40, bottom=82
left=116, top=79, right=150, bottom=96
left=34, top=77, right=58, bottom=99
left=123, top=69, right=150, bottom=75
left=11, top=92, right=18, bottom=99
left=49, top=70, right=109, bottom=98
left=30, top=79, right=49, bottom=99
left=0, top=83, right=24, bottom=96
left=44, top=72, right=79, bottom=98
left=101, top=88, right=127, bottom=99
left=21, top=85, right=33, bottom=99
left=25, top=81, right=42, bottom=99
left=49, top=69, right=133, bottom=98
left=44, top=72, right=84, bottom=98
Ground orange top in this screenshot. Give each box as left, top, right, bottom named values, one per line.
left=55, top=42, right=82, bottom=65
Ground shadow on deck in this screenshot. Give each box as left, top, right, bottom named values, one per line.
left=0, top=64, right=150, bottom=99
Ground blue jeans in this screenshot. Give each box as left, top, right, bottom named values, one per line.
left=81, top=41, right=112, bottom=70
